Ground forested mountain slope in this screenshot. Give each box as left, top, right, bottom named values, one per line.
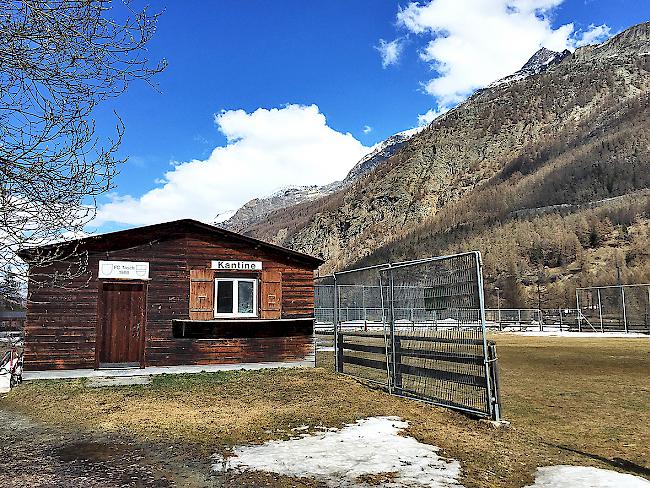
left=241, top=23, right=650, bottom=308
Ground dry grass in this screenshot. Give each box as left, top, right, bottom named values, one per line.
left=1, top=335, right=649, bottom=487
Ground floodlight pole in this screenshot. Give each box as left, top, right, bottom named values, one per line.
left=495, top=287, right=501, bottom=329
left=647, top=286, right=650, bottom=333
left=576, top=290, right=582, bottom=332
left=333, top=274, right=340, bottom=373
left=621, top=284, right=628, bottom=333
left=597, top=288, right=603, bottom=333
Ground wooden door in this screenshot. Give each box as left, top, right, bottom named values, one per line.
left=97, top=282, right=146, bottom=368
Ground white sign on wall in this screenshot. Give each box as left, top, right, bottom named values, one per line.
left=98, top=260, right=150, bottom=280
left=211, top=260, right=263, bottom=271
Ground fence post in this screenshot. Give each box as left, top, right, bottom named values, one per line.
left=597, top=288, right=603, bottom=333
left=336, top=330, right=344, bottom=374
left=576, top=290, right=582, bottom=332
left=394, top=337, right=402, bottom=391
left=388, top=267, right=397, bottom=390
left=558, top=308, right=563, bottom=331
left=488, top=342, right=502, bottom=421
left=362, top=286, right=367, bottom=331
left=333, top=276, right=340, bottom=372
left=474, top=251, right=496, bottom=421
left=647, top=286, right=650, bottom=334
left=621, top=285, right=628, bottom=334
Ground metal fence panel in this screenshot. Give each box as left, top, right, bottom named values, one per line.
left=320, top=252, right=501, bottom=420
left=577, top=284, right=650, bottom=334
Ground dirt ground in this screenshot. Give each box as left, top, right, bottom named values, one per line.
left=0, top=334, right=648, bottom=487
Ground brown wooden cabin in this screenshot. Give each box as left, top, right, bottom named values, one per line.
left=18, top=219, right=323, bottom=371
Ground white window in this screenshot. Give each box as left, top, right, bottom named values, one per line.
left=214, top=278, right=258, bottom=318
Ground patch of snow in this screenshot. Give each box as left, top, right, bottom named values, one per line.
left=213, top=416, right=462, bottom=487
left=509, top=331, right=649, bottom=338
left=214, top=209, right=237, bottom=223
left=488, top=72, right=529, bottom=88
left=525, top=465, right=650, bottom=488
left=396, top=126, right=425, bottom=138
left=488, top=47, right=570, bottom=89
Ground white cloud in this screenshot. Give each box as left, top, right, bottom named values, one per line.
left=394, top=0, right=610, bottom=106
left=376, top=38, right=405, bottom=68
left=574, top=23, right=611, bottom=47
left=417, top=106, right=450, bottom=126
left=362, top=125, right=373, bottom=134
left=94, top=104, right=370, bottom=227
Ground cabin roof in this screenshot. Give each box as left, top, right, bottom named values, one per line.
left=17, top=219, right=324, bottom=268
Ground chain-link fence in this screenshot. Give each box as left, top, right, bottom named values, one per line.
left=576, top=284, right=650, bottom=333
left=317, top=252, right=502, bottom=420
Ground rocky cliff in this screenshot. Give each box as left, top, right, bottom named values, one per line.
left=239, top=23, right=650, bottom=306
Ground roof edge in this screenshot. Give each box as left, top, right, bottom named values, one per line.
left=17, top=219, right=325, bottom=267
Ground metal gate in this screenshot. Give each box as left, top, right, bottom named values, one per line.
left=320, top=252, right=502, bottom=420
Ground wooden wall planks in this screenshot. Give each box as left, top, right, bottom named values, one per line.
left=24, top=229, right=318, bottom=370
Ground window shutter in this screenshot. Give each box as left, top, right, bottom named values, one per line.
left=261, top=270, right=282, bottom=319
left=189, top=269, right=214, bottom=320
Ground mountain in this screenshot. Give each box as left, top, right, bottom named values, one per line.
left=220, top=182, right=343, bottom=233
left=343, top=127, right=423, bottom=182
left=236, top=22, right=650, bottom=308
left=488, top=47, right=571, bottom=88
left=219, top=128, right=421, bottom=233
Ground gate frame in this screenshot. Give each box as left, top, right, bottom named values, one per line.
left=326, top=251, right=501, bottom=421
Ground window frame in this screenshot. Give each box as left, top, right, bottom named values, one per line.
left=214, top=277, right=258, bottom=318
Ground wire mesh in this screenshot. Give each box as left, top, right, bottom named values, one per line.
left=333, top=265, right=391, bottom=389
left=381, top=254, right=492, bottom=416
left=577, top=284, right=650, bottom=333
left=324, top=252, right=500, bottom=419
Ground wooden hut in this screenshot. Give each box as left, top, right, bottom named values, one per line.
left=18, top=219, right=323, bottom=371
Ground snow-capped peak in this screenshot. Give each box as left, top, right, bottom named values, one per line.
left=489, top=47, right=571, bottom=88
left=215, top=127, right=421, bottom=230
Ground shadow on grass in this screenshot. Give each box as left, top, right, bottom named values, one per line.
left=551, top=444, right=650, bottom=477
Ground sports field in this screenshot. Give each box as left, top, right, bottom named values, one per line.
left=0, top=334, right=648, bottom=487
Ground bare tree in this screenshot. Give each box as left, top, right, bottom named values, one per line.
left=0, top=0, right=166, bottom=287
left=0, top=266, right=22, bottom=309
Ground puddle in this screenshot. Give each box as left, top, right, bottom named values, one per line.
left=57, top=441, right=130, bottom=463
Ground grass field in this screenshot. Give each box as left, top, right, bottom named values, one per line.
left=1, top=334, right=649, bottom=487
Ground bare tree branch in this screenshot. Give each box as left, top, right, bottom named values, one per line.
left=0, top=0, right=166, bottom=292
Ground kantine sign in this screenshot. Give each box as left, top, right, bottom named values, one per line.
left=212, top=260, right=263, bottom=271
left=98, top=260, right=150, bottom=280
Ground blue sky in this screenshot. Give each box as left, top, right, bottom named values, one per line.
left=92, top=0, right=649, bottom=232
